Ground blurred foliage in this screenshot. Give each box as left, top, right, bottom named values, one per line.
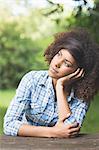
left=0, top=9, right=52, bottom=89
left=0, top=20, right=40, bottom=89
left=0, top=0, right=99, bottom=89
left=68, top=0, right=99, bottom=43
left=44, top=0, right=99, bottom=42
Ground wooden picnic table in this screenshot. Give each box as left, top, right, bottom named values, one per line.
left=0, top=133, right=99, bottom=150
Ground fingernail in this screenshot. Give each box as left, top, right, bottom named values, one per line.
left=66, top=113, right=71, bottom=118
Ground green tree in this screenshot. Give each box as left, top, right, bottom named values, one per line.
left=0, top=20, right=40, bottom=89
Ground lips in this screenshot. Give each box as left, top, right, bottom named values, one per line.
left=50, top=67, right=58, bottom=73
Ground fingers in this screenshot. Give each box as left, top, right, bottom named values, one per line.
left=69, top=68, right=85, bottom=80
left=69, top=127, right=80, bottom=138
left=69, top=126, right=80, bottom=134
left=67, top=124, right=80, bottom=138
left=67, top=122, right=80, bottom=133
left=54, top=122, right=80, bottom=138
left=74, top=68, right=85, bottom=79
left=56, top=68, right=85, bottom=87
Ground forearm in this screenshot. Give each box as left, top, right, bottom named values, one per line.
left=56, top=85, right=71, bottom=122
left=18, top=124, right=54, bottom=137
left=18, top=123, right=80, bottom=138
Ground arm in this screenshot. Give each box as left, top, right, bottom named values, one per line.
left=55, top=68, right=87, bottom=125
left=4, top=71, right=34, bottom=136
left=64, top=99, right=89, bottom=127
left=18, top=122, right=80, bottom=138
left=55, top=79, right=88, bottom=137
left=56, top=80, right=89, bottom=127
left=4, top=71, right=79, bottom=138
left=18, top=124, right=53, bottom=137
left=56, top=83, right=71, bottom=122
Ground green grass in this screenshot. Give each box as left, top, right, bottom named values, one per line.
left=0, top=90, right=15, bottom=107
left=0, top=90, right=99, bottom=135
left=81, top=94, right=99, bottom=133
left=0, top=89, right=15, bottom=135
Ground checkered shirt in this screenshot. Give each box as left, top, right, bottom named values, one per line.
left=4, top=71, right=89, bottom=136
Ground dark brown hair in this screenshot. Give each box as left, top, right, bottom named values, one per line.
left=44, top=28, right=99, bottom=102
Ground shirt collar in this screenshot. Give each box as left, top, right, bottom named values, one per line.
left=67, top=88, right=75, bottom=102
left=38, top=70, right=74, bottom=102
left=38, top=71, right=51, bottom=87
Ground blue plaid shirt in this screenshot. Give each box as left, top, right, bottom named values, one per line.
left=4, top=70, right=89, bottom=136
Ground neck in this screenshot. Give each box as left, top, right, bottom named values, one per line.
left=52, top=78, right=71, bottom=95
left=52, top=78, right=57, bottom=89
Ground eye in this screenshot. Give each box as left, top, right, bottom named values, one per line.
left=64, top=61, right=71, bottom=67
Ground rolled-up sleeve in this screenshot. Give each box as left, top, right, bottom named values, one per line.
left=64, top=99, right=89, bottom=127
left=3, top=71, right=34, bottom=136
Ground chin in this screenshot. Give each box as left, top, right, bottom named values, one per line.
left=48, top=70, right=58, bottom=79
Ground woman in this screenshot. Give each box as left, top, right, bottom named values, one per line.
left=4, top=28, right=99, bottom=138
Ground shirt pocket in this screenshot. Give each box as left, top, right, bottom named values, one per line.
left=30, top=102, right=42, bottom=115
left=26, top=104, right=48, bottom=126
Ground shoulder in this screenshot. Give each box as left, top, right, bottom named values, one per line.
left=21, top=70, right=48, bottom=83
left=24, top=70, right=48, bottom=78
left=16, top=70, right=48, bottom=92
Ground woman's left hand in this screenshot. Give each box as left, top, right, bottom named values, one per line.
left=56, top=68, right=85, bottom=88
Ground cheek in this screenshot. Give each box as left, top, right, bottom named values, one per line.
left=61, top=67, right=76, bottom=76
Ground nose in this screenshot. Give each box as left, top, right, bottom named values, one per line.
left=55, top=60, right=62, bottom=68
left=55, top=64, right=60, bottom=68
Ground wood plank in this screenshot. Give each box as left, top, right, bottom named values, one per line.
left=0, top=134, right=99, bottom=150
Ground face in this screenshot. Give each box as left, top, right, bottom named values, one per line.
left=48, top=49, right=78, bottom=79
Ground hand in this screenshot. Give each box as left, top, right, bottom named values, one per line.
left=56, top=68, right=85, bottom=88
left=52, top=121, right=80, bottom=138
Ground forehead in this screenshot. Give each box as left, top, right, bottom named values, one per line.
left=60, top=49, right=76, bottom=63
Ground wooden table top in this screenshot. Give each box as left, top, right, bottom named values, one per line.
left=0, top=133, right=99, bottom=150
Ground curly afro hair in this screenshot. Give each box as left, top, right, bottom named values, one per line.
left=44, top=28, right=99, bottom=102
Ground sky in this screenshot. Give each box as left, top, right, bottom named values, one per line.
left=0, top=0, right=94, bottom=15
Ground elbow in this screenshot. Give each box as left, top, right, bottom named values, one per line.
left=64, top=115, right=81, bottom=126
left=3, top=121, right=12, bottom=136
left=3, top=120, right=17, bottom=136
left=4, top=118, right=23, bottom=136
left=3, top=123, right=11, bottom=136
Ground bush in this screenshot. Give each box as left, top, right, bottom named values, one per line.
left=0, top=21, right=41, bottom=89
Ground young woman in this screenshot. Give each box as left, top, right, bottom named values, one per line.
left=4, top=28, right=99, bottom=138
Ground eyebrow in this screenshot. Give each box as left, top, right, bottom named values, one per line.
left=65, top=59, right=73, bottom=66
